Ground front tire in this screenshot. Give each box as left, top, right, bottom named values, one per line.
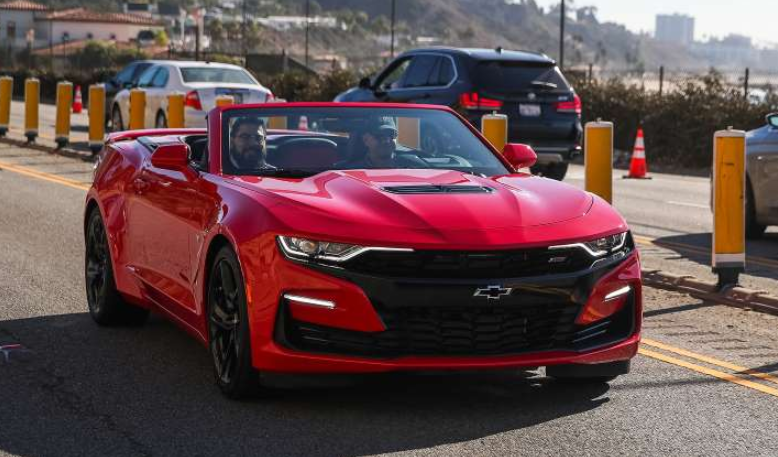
left=85, top=209, right=149, bottom=326
left=207, top=246, right=263, bottom=399
left=533, top=162, right=569, bottom=181
left=155, top=111, right=167, bottom=129
left=111, top=105, right=124, bottom=132
left=746, top=178, right=766, bottom=239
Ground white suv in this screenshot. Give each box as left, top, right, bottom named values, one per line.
left=111, top=61, right=273, bottom=130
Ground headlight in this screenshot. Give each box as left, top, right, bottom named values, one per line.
left=277, top=236, right=412, bottom=263
left=550, top=232, right=628, bottom=257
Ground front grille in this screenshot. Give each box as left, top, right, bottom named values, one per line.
left=282, top=298, right=582, bottom=357
left=342, top=247, right=592, bottom=279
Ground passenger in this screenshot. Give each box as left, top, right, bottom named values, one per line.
left=229, top=117, right=274, bottom=170
left=338, top=117, right=427, bottom=169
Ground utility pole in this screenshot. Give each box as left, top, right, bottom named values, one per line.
left=390, top=0, right=396, bottom=58
left=304, top=0, right=310, bottom=68
left=242, top=0, right=247, bottom=59
left=559, top=0, right=565, bottom=69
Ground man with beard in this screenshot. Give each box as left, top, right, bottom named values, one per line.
left=228, top=117, right=274, bottom=171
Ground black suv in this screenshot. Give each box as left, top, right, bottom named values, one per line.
left=335, top=47, right=582, bottom=180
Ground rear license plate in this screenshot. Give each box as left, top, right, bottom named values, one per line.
left=519, top=104, right=541, bottom=117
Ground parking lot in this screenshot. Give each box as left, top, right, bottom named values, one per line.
left=2, top=142, right=778, bottom=456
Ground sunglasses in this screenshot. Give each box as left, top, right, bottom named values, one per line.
left=372, top=131, right=398, bottom=141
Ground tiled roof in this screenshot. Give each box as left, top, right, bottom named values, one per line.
left=39, top=8, right=164, bottom=26
left=0, top=0, right=48, bottom=11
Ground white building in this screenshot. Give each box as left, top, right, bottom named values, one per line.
left=0, top=0, right=163, bottom=50
left=655, top=14, right=695, bottom=47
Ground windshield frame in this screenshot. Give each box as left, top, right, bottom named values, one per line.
left=216, top=103, right=514, bottom=178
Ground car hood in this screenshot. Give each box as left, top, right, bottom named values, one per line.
left=230, top=169, right=593, bottom=231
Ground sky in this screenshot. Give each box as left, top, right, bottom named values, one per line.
left=532, top=0, right=777, bottom=46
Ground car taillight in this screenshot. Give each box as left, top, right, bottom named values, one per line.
left=556, top=94, right=581, bottom=115
left=185, top=90, right=202, bottom=111
left=459, top=92, right=503, bottom=110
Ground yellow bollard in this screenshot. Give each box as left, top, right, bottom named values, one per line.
left=215, top=95, right=234, bottom=108
left=397, top=117, right=420, bottom=149
left=712, top=128, right=746, bottom=288
left=55, top=81, right=73, bottom=148
left=481, top=112, right=508, bottom=152
left=24, top=78, right=39, bottom=143
left=267, top=116, right=287, bottom=130
left=129, top=89, right=146, bottom=130
left=167, top=92, right=185, bottom=128
left=0, top=76, right=12, bottom=137
left=88, top=84, right=106, bottom=154
left=584, top=120, right=614, bottom=203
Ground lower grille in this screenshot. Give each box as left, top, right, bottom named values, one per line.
left=283, top=300, right=582, bottom=357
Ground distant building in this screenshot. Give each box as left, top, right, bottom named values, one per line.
left=692, top=34, right=760, bottom=68
left=0, top=0, right=164, bottom=50
left=655, top=14, right=695, bottom=46
left=256, top=15, right=339, bottom=31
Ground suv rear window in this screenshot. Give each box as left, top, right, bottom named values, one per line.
left=474, top=62, right=571, bottom=94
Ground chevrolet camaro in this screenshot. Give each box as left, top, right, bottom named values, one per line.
left=84, top=103, right=642, bottom=399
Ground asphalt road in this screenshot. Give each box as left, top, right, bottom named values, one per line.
left=565, top=164, right=778, bottom=295
left=2, top=144, right=778, bottom=456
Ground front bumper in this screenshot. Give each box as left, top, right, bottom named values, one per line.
left=247, top=242, right=642, bottom=374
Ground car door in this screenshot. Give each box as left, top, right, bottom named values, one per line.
left=750, top=124, right=778, bottom=222
left=146, top=66, right=170, bottom=128
left=128, top=145, right=216, bottom=326
left=389, top=54, right=454, bottom=104
left=369, top=56, right=413, bottom=102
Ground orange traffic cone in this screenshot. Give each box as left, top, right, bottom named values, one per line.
left=624, top=127, right=650, bottom=179
left=72, top=85, right=83, bottom=114
left=298, top=115, right=308, bottom=131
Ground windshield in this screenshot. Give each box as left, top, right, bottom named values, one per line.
left=221, top=107, right=510, bottom=177
left=180, top=67, right=256, bottom=84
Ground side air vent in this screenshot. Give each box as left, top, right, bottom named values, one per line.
left=382, top=185, right=495, bottom=194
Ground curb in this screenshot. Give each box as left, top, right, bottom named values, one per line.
left=643, top=269, right=778, bottom=317
left=0, top=136, right=95, bottom=162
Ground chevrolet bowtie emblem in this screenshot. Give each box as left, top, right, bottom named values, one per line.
left=473, top=285, right=513, bottom=300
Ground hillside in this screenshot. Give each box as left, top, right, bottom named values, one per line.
left=30, top=0, right=702, bottom=70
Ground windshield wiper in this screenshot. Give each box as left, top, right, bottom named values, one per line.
left=252, top=168, right=323, bottom=178
left=530, top=81, right=558, bottom=90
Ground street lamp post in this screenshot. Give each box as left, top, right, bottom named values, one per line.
left=390, top=0, right=396, bottom=58
left=304, top=0, right=310, bottom=68
left=559, top=0, right=565, bottom=69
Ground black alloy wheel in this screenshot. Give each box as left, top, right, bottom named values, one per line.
left=85, top=209, right=149, bottom=326
left=207, top=246, right=263, bottom=399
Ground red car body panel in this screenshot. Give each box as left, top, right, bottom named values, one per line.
left=85, top=102, right=642, bottom=375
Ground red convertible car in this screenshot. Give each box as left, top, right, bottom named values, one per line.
left=84, top=103, right=641, bottom=399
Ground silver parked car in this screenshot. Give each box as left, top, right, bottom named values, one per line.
left=745, top=113, right=778, bottom=238
left=111, top=61, right=273, bottom=130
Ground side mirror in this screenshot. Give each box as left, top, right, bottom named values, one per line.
left=358, top=77, right=372, bottom=90
left=151, top=143, right=190, bottom=171
left=502, top=143, right=537, bottom=170
left=767, top=113, right=778, bottom=129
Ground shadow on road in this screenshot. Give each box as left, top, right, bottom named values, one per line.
left=650, top=232, right=778, bottom=282
left=0, top=312, right=611, bottom=457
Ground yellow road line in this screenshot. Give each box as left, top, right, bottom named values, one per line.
left=642, top=338, right=778, bottom=386
left=639, top=347, right=778, bottom=398
left=634, top=234, right=778, bottom=269
left=0, top=160, right=90, bottom=191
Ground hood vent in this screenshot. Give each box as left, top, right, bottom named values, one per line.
left=382, top=185, right=495, bottom=195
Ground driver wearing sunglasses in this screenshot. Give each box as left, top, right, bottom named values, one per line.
left=339, top=117, right=427, bottom=169
left=229, top=117, right=275, bottom=171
